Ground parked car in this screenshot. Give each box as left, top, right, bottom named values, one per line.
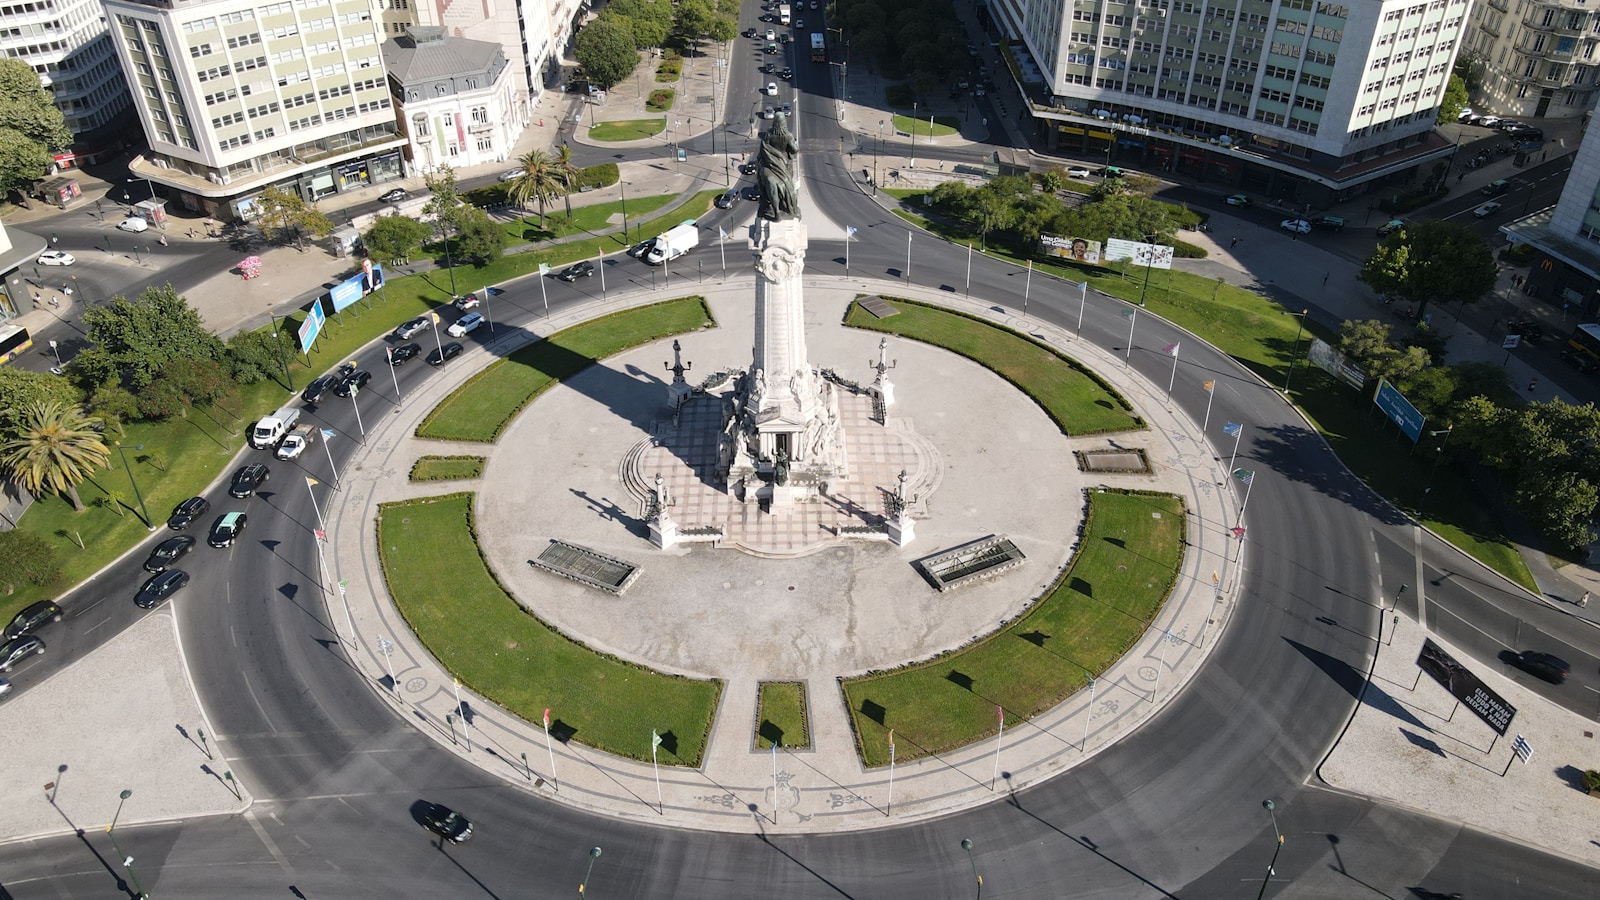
left=556, top=261, right=595, bottom=282
left=117, top=217, right=149, bottom=233
left=167, top=496, right=211, bottom=530
left=301, top=372, right=342, bottom=404
left=1066, top=167, right=1093, bottom=179
left=499, top=168, right=525, bottom=182
left=420, top=803, right=474, bottom=842
left=36, top=250, right=74, bottom=266
left=334, top=369, right=371, bottom=397
left=427, top=342, right=464, bottom=365
left=379, top=188, right=408, bottom=203
left=143, top=535, right=196, bottom=573
left=0, top=635, right=44, bottom=671
left=1481, top=179, right=1512, bottom=197
left=447, top=312, right=484, bottom=337
left=1473, top=201, right=1503, bottom=218
left=1510, top=650, right=1570, bottom=684
left=134, top=570, right=189, bottom=609
left=394, top=316, right=431, bottom=340
left=1494, top=119, right=1524, bottom=132
left=1279, top=218, right=1311, bottom=235
left=1225, top=193, right=1250, bottom=207
left=229, top=463, right=270, bottom=498
left=4, top=601, right=62, bottom=640
left=1376, top=218, right=1407, bottom=238
left=208, top=512, right=248, bottom=548
left=1456, top=107, right=1475, bottom=122
left=389, top=342, right=422, bottom=365
left=452, top=294, right=480, bottom=311
left=1470, top=114, right=1502, bottom=127
left=1311, top=215, right=1346, bottom=231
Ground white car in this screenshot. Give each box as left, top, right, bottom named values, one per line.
left=1279, top=218, right=1312, bottom=235
left=499, top=168, right=525, bottom=182
left=447, top=312, right=484, bottom=337
left=36, top=250, right=75, bottom=266
left=276, top=433, right=309, bottom=460
left=1066, top=167, right=1093, bottom=179
left=765, top=82, right=778, bottom=95
left=764, top=28, right=775, bottom=40
left=1474, top=201, right=1503, bottom=218
left=117, top=217, right=149, bottom=233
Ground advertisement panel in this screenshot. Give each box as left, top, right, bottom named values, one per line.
left=297, top=301, right=325, bottom=351
left=1103, top=238, right=1175, bottom=270
left=1416, top=638, right=1516, bottom=736
left=328, top=273, right=364, bottom=312
left=1373, top=378, right=1425, bottom=443
left=1308, top=338, right=1368, bottom=391
left=1040, top=233, right=1102, bottom=263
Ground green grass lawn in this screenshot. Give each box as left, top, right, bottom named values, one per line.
left=843, top=489, right=1185, bottom=766
left=410, top=455, right=485, bottom=481
left=845, top=297, right=1143, bottom=435
left=892, top=114, right=960, bottom=137
left=499, top=194, right=675, bottom=244
left=756, top=681, right=810, bottom=750
left=417, top=297, right=716, bottom=442
left=378, top=493, right=721, bottom=765
left=588, top=119, right=667, bottom=142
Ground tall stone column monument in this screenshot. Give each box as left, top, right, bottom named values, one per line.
left=721, top=113, right=847, bottom=503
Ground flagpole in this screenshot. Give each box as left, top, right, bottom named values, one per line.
left=1076, top=281, right=1088, bottom=338
left=1202, top=382, right=1216, bottom=432
left=349, top=384, right=366, bottom=443
left=538, top=267, right=549, bottom=316
left=905, top=231, right=912, bottom=283
left=320, top=429, right=340, bottom=491
left=453, top=679, right=473, bottom=752
left=1235, top=471, right=1256, bottom=525
left=719, top=228, right=727, bottom=277
left=965, top=242, right=972, bottom=297
left=337, top=578, right=355, bottom=646
left=1151, top=628, right=1172, bottom=701
left=991, top=705, right=1004, bottom=790
left=886, top=732, right=896, bottom=816
left=386, top=346, right=402, bottom=402
left=1081, top=676, right=1095, bottom=751
left=771, top=740, right=780, bottom=823
left=1023, top=259, right=1032, bottom=317
left=1166, top=343, right=1180, bottom=401
left=430, top=311, right=445, bottom=358
left=652, top=731, right=664, bottom=814
left=543, top=708, right=558, bottom=791
left=304, top=477, right=325, bottom=532
left=1125, top=305, right=1137, bottom=364
left=1226, top=423, right=1244, bottom=474
left=598, top=250, right=607, bottom=302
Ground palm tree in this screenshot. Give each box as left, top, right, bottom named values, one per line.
left=507, top=149, right=568, bottom=230
left=555, top=143, right=581, bottom=218
left=0, top=400, right=110, bottom=512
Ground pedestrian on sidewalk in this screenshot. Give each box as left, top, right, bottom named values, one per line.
left=1580, top=591, right=1590, bottom=607
left=1528, top=376, right=1539, bottom=392
left=1230, top=237, right=1239, bottom=249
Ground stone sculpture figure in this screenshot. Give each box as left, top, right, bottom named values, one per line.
left=756, top=114, right=801, bottom=222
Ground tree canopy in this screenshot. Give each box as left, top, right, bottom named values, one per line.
left=0, top=399, right=108, bottom=512
left=364, top=214, right=431, bottom=264
left=252, top=186, right=335, bottom=247
left=576, top=18, right=642, bottom=87
left=0, top=58, right=71, bottom=199
left=80, top=285, right=224, bottom=390
left=1438, top=75, right=1469, bottom=124
left=1358, top=220, right=1497, bottom=323
left=0, top=369, right=81, bottom=442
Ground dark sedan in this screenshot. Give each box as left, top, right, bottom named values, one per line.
left=334, top=370, right=371, bottom=397
left=301, top=373, right=341, bottom=404
left=556, top=261, right=594, bottom=282
left=420, top=803, right=473, bottom=842
left=379, top=187, right=408, bottom=203
left=135, top=569, right=190, bottom=609
left=4, top=601, right=62, bottom=640
left=167, top=496, right=211, bottom=530
left=426, top=342, right=463, bottom=366
left=208, top=511, right=248, bottom=548
left=0, top=635, right=44, bottom=671
left=389, top=342, right=422, bottom=365
left=143, top=534, right=197, bottom=573
left=229, top=463, right=270, bottom=498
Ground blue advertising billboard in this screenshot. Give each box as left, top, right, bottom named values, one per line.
left=297, top=301, right=325, bottom=351
left=328, top=273, right=364, bottom=312
left=1373, top=378, right=1424, bottom=443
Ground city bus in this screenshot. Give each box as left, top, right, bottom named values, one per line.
left=1567, top=322, right=1600, bottom=362
left=810, top=32, right=826, bottom=62
left=0, top=323, right=32, bottom=366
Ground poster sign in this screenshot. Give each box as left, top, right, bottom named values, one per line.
left=1373, top=378, right=1425, bottom=443
left=328, top=273, right=364, bottom=312
left=1308, top=338, right=1368, bottom=391
left=297, top=301, right=325, bottom=351
left=1416, top=638, right=1516, bottom=736
left=1040, top=233, right=1102, bottom=263
left=1104, top=238, right=1174, bottom=270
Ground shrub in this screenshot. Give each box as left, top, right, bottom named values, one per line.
left=885, top=83, right=915, bottom=108
left=574, top=163, right=619, bottom=190
left=462, top=183, right=512, bottom=207
left=1585, top=769, right=1600, bottom=793
left=1379, top=186, right=1449, bottom=214
left=0, top=530, right=61, bottom=593
left=647, top=88, right=675, bottom=111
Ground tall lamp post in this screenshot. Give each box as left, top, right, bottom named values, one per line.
left=960, top=838, right=982, bottom=899
left=619, top=182, right=630, bottom=246
left=1282, top=308, right=1309, bottom=393
left=1254, top=799, right=1285, bottom=900
left=1136, top=232, right=1163, bottom=308
left=579, top=846, right=602, bottom=896
left=267, top=312, right=296, bottom=391
left=875, top=119, right=884, bottom=193
left=910, top=101, right=918, bottom=168
left=113, top=442, right=154, bottom=530
left=126, top=176, right=156, bottom=201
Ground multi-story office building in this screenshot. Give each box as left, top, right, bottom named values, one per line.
left=104, top=0, right=406, bottom=219
left=985, top=0, right=1475, bottom=206
left=0, top=0, right=134, bottom=164
left=1503, top=116, right=1600, bottom=314
left=1462, top=0, right=1600, bottom=120
left=383, top=26, right=528, bottom=172
left=399, top=0, right=561, bottom=99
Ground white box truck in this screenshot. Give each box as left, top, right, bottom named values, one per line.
left=251, top=404, right=302, bottom=449
left=645, top=220, right=699, bottom=265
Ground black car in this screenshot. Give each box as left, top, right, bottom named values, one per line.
left=738, top=162, right=758, bottom=176
left=335, top=369, right=371, bottom=397
left=301, top=372, right=341, bottom=404
left=1507, top=320, right=1545, bottom=342
left=0, top=635, right=44, bottom=671
left=628, top=238, right=657, bottom=259
left=4, top=601, right=61, bottom=640
left=1512, top=650, right=1570, bottom=684
left=167, top=496, right=211, bottom=530
left=780, top=66, right=793, bottom=79
left=229, top=463, right=270, bottom=498
left=135, top=569, right=190, bottom=609
left=556, top=261, right=595, bottom=282
left=743, top=185, right=762, bottom=202
left=1561, top=348, right=1600, bottom=375
left=208, top=512, right=248, bottom=548
left=420, top=803, right=473, bottom=842
left=714, top=192, right=736, bottom=209
left=143, top=534, right=197, bottom=573
left=427, top=342, right=463, bottom=366
left=379, top=187, right=408, bottom=203
left=390, top=342, right=422, bottom=365
left=760, top=62, right=775, bottom=74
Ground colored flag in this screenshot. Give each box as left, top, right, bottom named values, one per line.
left=847, top=226, right=858, bottom=238
left=543, top=708, right=551, bottom=728
left=320, top=428, right=336, bottom=440
left=718, top=226, right=728, bottom=239
left=651, top=729, right=662, bottom=749
left=1231, top=526, right=1247, bottom=538
left=1203, top=380, right=1215, bottom=392
left=1223, top=422, right=1242, bottom=437
left=1163, top=342, right=1180, bottom=356
left=1121, top=307, right=1137, bottom=320
left=429, top=311, right=441, bottom=323
left=1233, top=468, right=1254, bottom=485
left=888, top=729, right=895, bottom=749
left=1076, top=281, right=1088, bottom=290
left=314, top=528, right=326, bottom=541
left=997, top=705, right=1004, bottom=724
left=538, top=262, right=551, bottom=276
left=306, top=476, right=318, bottom=486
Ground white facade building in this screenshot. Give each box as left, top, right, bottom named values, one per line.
left=104, top=0, right=406, bottom=218
left=399, top=0, right=560, bottom=97
left=383, top=26, right=527, bottom=173
left=0, top=0, right=132, bottom=161
left=1502, top=116, right=1600, bottom=312
left=1463, top=0, right=1600, bottom=119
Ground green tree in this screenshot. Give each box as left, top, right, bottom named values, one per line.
left=0, top=529, right=61, bottom=593
left=672, top=0, right=719, bottom=48
left=364, top=214, right=432, bottom=264
left=507, top=148, right=569, bottom=229
left=166, top=356, right=234, bottom=409
left=82, top=285, right=224, bottom=390
left=0, top=399, right=108, bottom=512
left=454, top=206, right=508, bottom=264
left=225, top=328, right=287, bottom=385
left=575, top=18, right=641, bottom=87
left=1336, top=319, right=1430, bottom=388
left=554, top=143, right=581, bottom=217
left=1359, top=220, right=1497, bottom=323
left=252, top=185, right=335, bottom=247
left=0, top=369, right=81, bottom=441
left=1438, top=75, right=1470, bottom=124
left=0, top=58, right=71, bottom=199
left=705, top=13, right=737, bottom=43
left=610, top=0, right=673, bottom=48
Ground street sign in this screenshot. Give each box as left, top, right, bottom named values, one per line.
left=1501, top=334, right=1522, bottom=349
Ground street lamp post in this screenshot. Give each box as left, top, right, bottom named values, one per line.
left=1136, top=232, right=1162, bottom=308
left=875, top=120, right=884, bottom=194
left=113, top=442, right=154, bottom=530
left=619, top=182, right=630, bottom=246
left=109, top=788, right=132, bottom=834
left=127, top=176, right=156, bottom=201
left=910, top=101, right=918, bottom=168
left=1282, top=308, right=1309, bottom=393
left=579, top=846, right=602, bottom=896
left=267, top=312, right=296, bottom=391
left=122, top=855, right=148, bottom=899
left=960, top=838, right=982, bottom=899
left=1254, top=799, right=1285, bottom=900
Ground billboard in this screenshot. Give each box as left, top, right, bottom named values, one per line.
left=1417, top=638, right=1516, bottom=736
left=297, top=301, right=325, bottom=351
left=327, top=261, right=385, bottom=313
left=1307, top=338, right=1368, bottom=391
left=1040, top=233, right=1102, bottom=264
left=1104, top=238, right=1175, bottom=270
left=1373, top=378, right=1425, bottom=443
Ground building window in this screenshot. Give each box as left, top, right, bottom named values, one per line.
left=476, top=135, right=493, bottom=151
